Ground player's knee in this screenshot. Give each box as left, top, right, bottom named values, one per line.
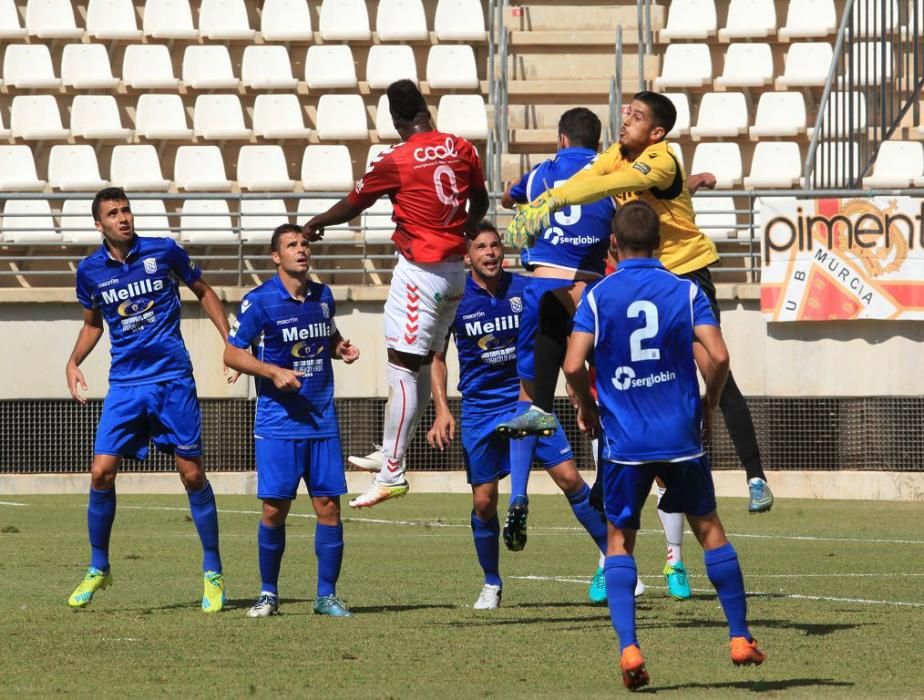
left=687, top=511, right=727, bottom=549
left=471, top=490, right=497, bottom=519
left=548, top=462, right=584, bottom=494
left=262, top=499, right=290, bottom=527
left=312, top=496, right=341, bottom=525
left=89, top=457, right=118, bottom=489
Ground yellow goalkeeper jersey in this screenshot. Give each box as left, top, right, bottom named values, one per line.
left=547, top=140, right=719, bottom=276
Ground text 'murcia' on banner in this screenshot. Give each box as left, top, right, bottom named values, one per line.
left=759, top=197, right=924, bottom=322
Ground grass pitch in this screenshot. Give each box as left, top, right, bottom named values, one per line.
left=1, top=492, right=922, bottom=698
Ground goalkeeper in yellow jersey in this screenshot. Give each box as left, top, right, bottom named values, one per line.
left=498, top=91, right=773, bottom=514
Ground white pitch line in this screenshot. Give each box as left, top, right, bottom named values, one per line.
left=0, top=500, right=29, bottom=507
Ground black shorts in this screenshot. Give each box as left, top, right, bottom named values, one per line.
left=678, top=266, right=720, bottom=324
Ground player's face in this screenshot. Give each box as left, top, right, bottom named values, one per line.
left=272, top=232, right=311, bottom=274
left=466, top=231, right=504, bottom=280
left=95, top=199, right=135, bottom=245
left=619, top=100, right=666, bottom=154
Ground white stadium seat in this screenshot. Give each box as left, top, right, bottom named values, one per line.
left=318, top=0, right=370, bottom=40
left=61, top=44, right=120, bottom=90
left=376, top=0, right=428, bottom=41
left=306, top=45, right=358, bottom=89
left=776, top=43, right=833, bottom=88
left=48, top=146, right=108, bottom=190
left=434, top=0, right=486, bottom=41
left=132, top=198, right=175, bottom=238
left=123, top=45, right=179, bottom=89
left=743, top=142, right=802, bottom=188
left=301, top=146, right=355, bottom=191
left=60, top=200, right=100, bottom=244
left=375, top=94, right=400, bottom=140
left=240, top=199, right=290, bottom=243
left=714, top=43, right=773, bottom=88
left=199, top=0, right=254, bottom=39
left=193, top=95, right=252, bottom=140
left=691, top=143, right=743, bottom=189
left=183, top=46, right=238, bottom=89
left=663, top=93, right=690, bottom=138
left=692, top=196, right=738, bottom=239
left=315, top=94, right=369, bottom=140
left=426, top=46, right=479, bottom=89
left=749, top=92, right=807, bottom=138
left=143, top=0, right=198, bottom=38
left=297, top=198, right=355, bottom=242
left=690, top=92, right=748, bottom=139
left=26, top=0, right=83, bottom=38
left=1, top=200, right=59, bottom=243
left=0, top=110, right=9, bottom=139
left=135, top=94, right=193, bottom=140
left=242, top=46, right=298, bottom=90
left=862, top=141, right=924, bottom=188
left=2, top=44, right=61, bottom=89
left=362, top=199, right=395, bottom=244
left=0, top=146, right=46, bottom=191
left=86, top=0, right=142, bottom=39
left=0, top=0, right=26, bottom=37
left=653, top=44, right=712, bottom=89
left=237, top=146, right=295, bottom=191
left=260, top=0, right=313, bottom=41
left=10, top=96, right=69, bottom=140
left=179, top=199, right=236, bottom=244
left=779, top=0, right=836, bottom=39
left=70, top=95, right=131, bottom=140
left=174, top=146, right=233, bottom=191
left=660, top=0, right=717, bottom=40
left=252, top=94, right=312, bottom=140
left=437, top=95, right=488, bottom=140
left=110, top=146, right=172, bottom=191
left=669, top=142, right=685, bottom=170
left=365, top=45, right=418, bottom=89
left=365, top=144, right=392, bottom=169
left=809, top=91, right=867, bottom=139
left=719, top=0, right=776, bottom=39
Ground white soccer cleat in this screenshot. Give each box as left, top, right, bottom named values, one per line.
left=246, top=592, right=279, bottom=618
left=348, top=478, right=410, bottom=509
left=473, top=584, right=502, bottom=609
left=634, top=577, right=646, bottom=598
left=347, top=446, right=387, bottom=473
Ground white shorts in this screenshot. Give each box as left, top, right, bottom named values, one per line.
left=384, top=255, right=465, bottom=355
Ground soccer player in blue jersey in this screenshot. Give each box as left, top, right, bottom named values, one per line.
left=224, top=224, right=360, bottom=618
left=428, top=221, right=609, bottom=609
left=65, top=187, right=230, bottom=612
left=563, top=201, right=766, bottom=689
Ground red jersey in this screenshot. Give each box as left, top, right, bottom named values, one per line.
left=346, top=130, right=485, bottom=263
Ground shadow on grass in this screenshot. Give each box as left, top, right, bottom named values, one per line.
left=637, top=678, right=854, bottom=693
left=642, top=616, right=860, bottom=636
left=347, top=603, right=458, bottom=614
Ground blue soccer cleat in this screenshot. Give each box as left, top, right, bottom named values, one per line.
left=314, top=594, right=353, bottom=617
left=748, top=478, right=774, bottom=514
left=495, top=407, right=558, bottom=438
left=663, top=561, right=692, bottom=600
left=588, top=567, right=607, bottom=604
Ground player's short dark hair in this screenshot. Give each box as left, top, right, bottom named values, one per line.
left=468, top=219, right=501, bottom=246
left=633, top=91, right=677, bottom=137
left=91, top=187, right=130, bottom=222
left=270, top=223, right=305, bottom=254
left=387, top=79, right=429, bottom=125
left=613, top=201, right=660, bottom=254
left=558, top=108, right=601, bottom=149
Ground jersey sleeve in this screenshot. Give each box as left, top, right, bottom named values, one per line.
left=323, top=286, right=339, bottom=336
left=573, top=287, right=598, bottom=335
left=228, top=293, right=265, bottom=349
left=347, top=150, right=400, bottom=209
left=75, top=266, right=96, bottom=310
left=691, top=284, right=719, bottom=327
left=165, top=239, right=203, bottom=286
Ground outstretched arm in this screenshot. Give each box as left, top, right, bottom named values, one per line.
left=65, top=307, right=104, bottom=404
left=189, top=278, right=230, bottom=339
left=427, top=340, right=456, bottom=450
left=303, top=198, right=366, bottom=241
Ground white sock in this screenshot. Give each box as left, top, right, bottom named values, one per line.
left=656, top=486, right=684, bottom=566
left=598, top=552, right=605, bottom=569
left=407, top=362, right=432, bottom=440
left=380, top=362, right=418, bottom=484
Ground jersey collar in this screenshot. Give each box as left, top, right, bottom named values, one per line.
left=557, top=146, right=597, bottom=159
left=97, top=235, right=142, bottom=265
left=466, top=270, right=512, bottom=297
left=616, top=257, right=664, bottom=270
left=271, top=274, right=313, bottom=302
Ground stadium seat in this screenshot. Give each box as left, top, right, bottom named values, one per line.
left=122, top=45, right=180, bottom=89
left=434, top=0, right=486, bottom=41
left=851, top=0, right=899, bottom=37
left=174, top=146, right=233, bottom=191
left=199, top=0, right=254, bottom=39
left=663, top=93, right=690, bottom=138
left=813, top=141, right=860, bottom=187
left=296, top=197, right=355, bottom=242
left=809, top=91, right=867, bottom=139
left=669, top=142, right=685, bottom=169
left=690, top=92, right=748, bottom=139
left=776, top=43, right=833, bottom=87
left=260, top=0, right=313, bottom=41
left=376, top=0, right=428, bottom=41
left=10, top=96, right=69, bottom=140
left=719, top=0, right=776, bottom=39
left=110, top=145, right=171, bottom=191
left=315, top=94, right=369, bottom=140
left=0, top=146, right=46, bottom=191
left=743, top=142, right=802, bottom=188
left=242, top=46, right=298, bottom=90
left=193, top=95, right=252, bottom=140
left=366, top=45, right=418, bottom=89
left=862, top=141, right=923, bottom=188
left=60, top=199, right=100, bottom=244
left=135, top=94, right=193, bottom=140
left=714, top=43, right=773, bottom=88
left=183, top=46, right=239, bottom=89
left=843, top=42, right=894, bottom=84
left=362, top=199, right=395, bottom=244
left=305, top=45, right=358, bottom=89
left=61, top=44, right=120, bottom=90
left=132, top=198, right=175, bottom=238
left=86, top=0, right=142, bottom=39
left=0, top=110, right=9, bottom=139
left=143, top=0, right=198, bottom=38
left=691, top=143, right=742, bottom=188
left=660, top=0, right=717, bottom=40
left=2, top=44, right=61, bottom=89
left=437, top=95, right=489, bottom=140
left=25, top=0, right=83, bottom=38
left=70, top=95, right=131, bottom=140
left=426, top=46, right=479, bottom=89
left=48, top=146, right=108, bottom=190
left=0, top=0, right=26, bottom=37
left=749, top=92, right=807, bottom=138
left=692, top=196, right=738, bottom=239
left=1, top=199, right=59, bottom=243
left=365, top=144, right=392, bottom=170
left=652, top=44, right=712, bottom=89
left=179, top=199, right=237, bottom=244
left=240, top=199, right=290, bottom=243
left=237, top=146, right=295, bottom=191
left=779, top=0, right=836, bottom=39
left=318, top=0, right=370, bottom=40
left=252, top=94, right=312, bottom=139
left=301, top=145, right=355, bottom=191
left=375, top=95, right=400, bottom=140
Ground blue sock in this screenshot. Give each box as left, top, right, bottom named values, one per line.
left=470, top=511, right=502, bottom=587
left=258, top=522, right=286, bottom=595
left=604, top=555, right=638, bottom=652
left=187, top=482, right=222, bottom=573
left=315, top=523, right=344, bottom=598
left=87, top=487, right=116, bottom=571
left=565, top=483, right=608, bottom=554
left=704, top=542, right=750, bottom=639
left=509, top=401, right=538, bottom=503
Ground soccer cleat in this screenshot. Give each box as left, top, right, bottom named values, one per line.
left=313, top=594, right=353, bottom=617
left=663, top=561, right=692, bottom=600
left=748, top=478, right=774, bottom=513
left=634, top=577, right=646, bottom=598
left=68, top=566, right=112, bottom=608
left=502, top=495, right=529, bottom=551
left=348, top=478, right=410, bottom=509
left=495, top=406, right=558, bottom=438
left=619, top=644, right=650, bottom=690
left=730, top=636, right=767, bottom=666
left=589, top=567, right=607, bottom=604
left=246, top=592, right=279, bottom=618
left=347, top=445, right=395, bottom=473
left=473, top=583, right=502, bottom=609
left=503, top=195, right=557, bottom=249
left=201, top=570, right=225, bottom=613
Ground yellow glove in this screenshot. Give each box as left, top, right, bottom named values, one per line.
left=503, top=193, right=559, bottom=249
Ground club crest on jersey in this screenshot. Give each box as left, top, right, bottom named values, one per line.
left=240, top=299, right=251, bottom=314
left=510, top=297, right=522, bottom=313
left=320, top=302, right=330, bottom=319
left=117, top=297, right=154, bottom=318
left=143, top=258, right=157, bottom=274
left=290, top=341, right=324, bottom=359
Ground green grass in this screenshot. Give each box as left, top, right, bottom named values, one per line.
left=1, top=493, right=923, bottom=698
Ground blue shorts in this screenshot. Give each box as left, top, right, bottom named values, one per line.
left=95, top=376, right=201, bottom=460
left=516, top=277, right=574, bottom=381
left=602, top=455, right=717, bottom=530
left=255, top=435, right=347, bottom=500
left=462, top=409, right=574, bottom=486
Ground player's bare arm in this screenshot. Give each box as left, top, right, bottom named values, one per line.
left=188, top=277, right=240, bottom=383
left=65, top=307, right=104, bottom=404
left=302, top=198, right=365, bottom=241
left=223, top=344, right=303, bottom=392
left=687, top=172, right=717, bottom=194
left=693, top=323, right=730, bottom=443
left=427, top=341, right=456, bottom=450
left=562, top=330, right=600, bottom=438
left=501, top=181, right=525, bottom=209
left=464, top=184, right=490, bottom=239
left=330, top=331, right=360, bottom=364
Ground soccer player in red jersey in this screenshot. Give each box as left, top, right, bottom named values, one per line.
left=303, top=80, right=489, bottom=508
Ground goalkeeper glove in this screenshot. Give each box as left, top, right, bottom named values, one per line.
left=503, top=193, right=560, bottom=249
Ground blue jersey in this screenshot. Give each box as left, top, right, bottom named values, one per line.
left=229, top=276, right=339, bottom=439
left=75, top=236, right=201, bottom=386
left=573, top=258, right=718, bottom=463
left=451, top=272, right=529, bottom=416
left=508, top=147, right=616, bottom=276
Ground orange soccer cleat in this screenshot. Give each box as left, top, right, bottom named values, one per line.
left=619, top=644, right=650, bottom=690
left=730, top=636, right=767, bottom=666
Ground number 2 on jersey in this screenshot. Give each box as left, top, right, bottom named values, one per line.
left=627, top=300, right=660, bottom=362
